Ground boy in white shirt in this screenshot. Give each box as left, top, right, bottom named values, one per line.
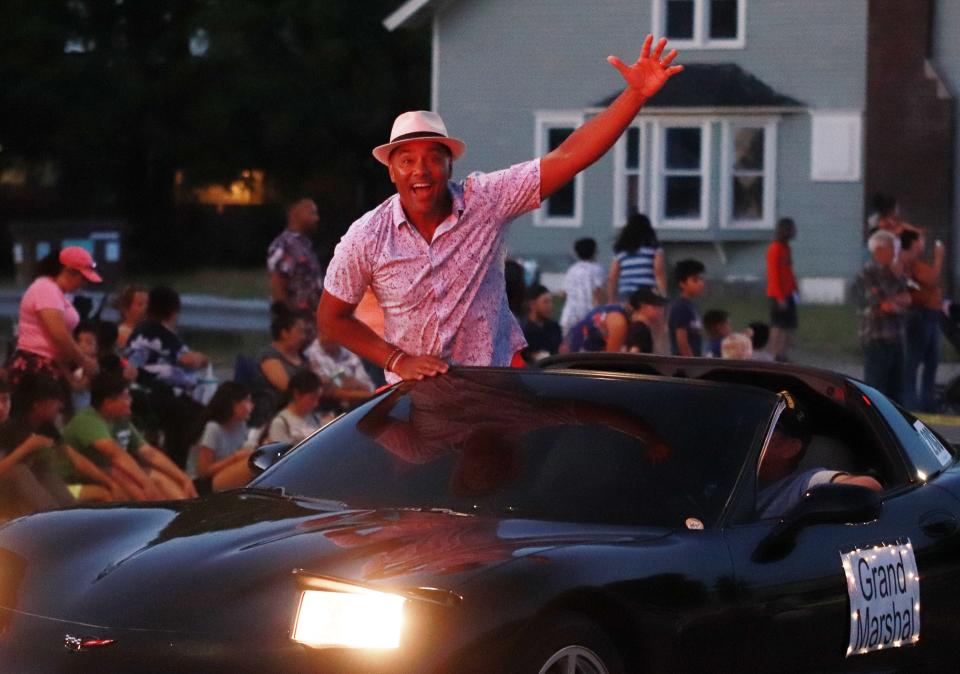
left=559, top=238, right=606, bottom=336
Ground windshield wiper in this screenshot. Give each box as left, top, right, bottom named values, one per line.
left=241, top=485, right=287, bottom=497
left=239, top=486, right=350, bottom=510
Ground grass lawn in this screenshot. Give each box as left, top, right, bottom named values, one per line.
left=698, top=291, right=862, bottom=359
left=554, top=283, right=958, bottom=365
left=135, top=267, right=269, bottom=299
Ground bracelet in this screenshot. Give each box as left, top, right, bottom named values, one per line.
left=385, top=348, right=404, bottom=372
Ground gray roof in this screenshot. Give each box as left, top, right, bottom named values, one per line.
left=597, top=63, right=804, bottom=109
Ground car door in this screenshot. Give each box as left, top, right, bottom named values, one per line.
left=723, top=481, right=959, bottom=672
left=721, top=385, right=960, bottom=672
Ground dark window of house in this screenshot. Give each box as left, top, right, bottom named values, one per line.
left=546, top=127, right=575, bottom=217
left=666, top=127, right=701, bottom=169
left=664, top=127, right=702, bottom=219
left=732, top=127, right=764, bottom=220
left=709, top=0, right=739, bottom=39
left=666, top=0, right=695, bottom=39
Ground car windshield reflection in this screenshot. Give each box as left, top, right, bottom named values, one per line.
left=254, top=369, right=775, bottom=528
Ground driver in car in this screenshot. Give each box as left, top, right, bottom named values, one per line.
left=757, top=391, right=882, bottom=519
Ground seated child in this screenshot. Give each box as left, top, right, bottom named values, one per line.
left=263, top=370, right=328, bottom=446
left=187, top=382, right=255, bottom=492
left=720, top=332, right=753, bottom=360
left=748, top=321, right=775, bottom=361
left=702, top=309, right=731, bottom=358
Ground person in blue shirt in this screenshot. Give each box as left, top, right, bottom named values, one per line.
left=564, top=288, right=667, bottom=353
left=756, top=391, right=882, bottom=519
left=667, top=259, right=706, bottom=357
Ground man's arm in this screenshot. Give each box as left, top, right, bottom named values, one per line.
left=260, top=358, right=293, bottom=391
left=137, top=443, right=198, bottom=497
left=63, top=445, right=123, bottom=498
left=540, top=35, right=682, bottom=200
left=317, top=291, right=448, bottom=381
left=832, top=473, right=883, bottom=491
left=179, top=350, right=209, bottom=370
left=675, top=327, right=694, bottom=357
left=269, top=272, right=288, bottom=305
left=0, top=434, right=54, bottom=479
left=857, top=268, right=907, bottom=315
left=914, top=241, right=946, bottom=286
left=90, top=438, right=157, bottom=498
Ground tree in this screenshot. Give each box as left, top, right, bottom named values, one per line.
left=0, top=0, right=429, bottom=269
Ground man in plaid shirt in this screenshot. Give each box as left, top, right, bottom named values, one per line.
left=854, top=230, right=911, bottom=403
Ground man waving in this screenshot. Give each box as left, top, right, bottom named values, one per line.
left=319, top=35, right=683, bottom=381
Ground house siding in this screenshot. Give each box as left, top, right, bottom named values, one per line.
left=432, top=0, right=868, bottom=288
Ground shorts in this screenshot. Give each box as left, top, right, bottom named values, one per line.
left=770, top=296, right=798, bottom=330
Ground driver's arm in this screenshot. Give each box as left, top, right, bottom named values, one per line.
left=831, top=473, right=883, bottom=491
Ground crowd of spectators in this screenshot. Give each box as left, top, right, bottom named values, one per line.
left=523, top=213, right=780, bottom=365
left=0, top=235, right=377, bottom=520
left=525, top=197, right=949, bottom=413
left=854, top=195, right=948, bottom=410
left=1, top=189, right=947, bottom=520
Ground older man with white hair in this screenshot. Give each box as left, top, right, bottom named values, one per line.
left=854, top=229, right=912, bottom=402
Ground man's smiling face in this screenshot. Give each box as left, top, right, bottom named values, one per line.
left=388, top=140, right=453, bottom=223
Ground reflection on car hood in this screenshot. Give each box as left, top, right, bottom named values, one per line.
left=0, top=491, right=665, bottom=633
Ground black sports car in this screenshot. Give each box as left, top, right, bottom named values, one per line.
left=1, top=354, right=959, bottom=673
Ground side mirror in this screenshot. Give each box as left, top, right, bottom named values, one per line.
left=753, top=483, right=882, bottom=563
left=249, top=442, right=293, bottom=475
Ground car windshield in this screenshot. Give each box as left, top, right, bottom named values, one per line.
left=255, top=369, right=775, bottom=528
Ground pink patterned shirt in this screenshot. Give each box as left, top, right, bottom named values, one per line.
left=324, top=159, right=541, bottom=382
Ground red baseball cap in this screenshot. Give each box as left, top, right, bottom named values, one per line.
left=59, top=246, right=103, bottom=283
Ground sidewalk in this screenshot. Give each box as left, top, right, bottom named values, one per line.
left=790, top=345, right=960, bottom=385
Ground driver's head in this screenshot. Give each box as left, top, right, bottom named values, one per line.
left=759, top=391, right=810, bottom=481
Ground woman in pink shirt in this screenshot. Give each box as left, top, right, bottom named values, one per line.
left=8, top=247, right=102, bottom=390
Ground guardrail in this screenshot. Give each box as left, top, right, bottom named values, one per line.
left=0, top=290, right=270, bottom=332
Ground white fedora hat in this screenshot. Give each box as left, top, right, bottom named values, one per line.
left=372, top=110, right=467, bottom=166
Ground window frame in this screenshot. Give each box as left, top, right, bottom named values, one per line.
left=719, top=117, right=778, bottom=229
left=534, top=111, right=585, bottom=228
left=650, top=118, right=712, bottom=230
left=612, top=121, right=649, bottom=227
left=652, top=0, right=747, bottom=49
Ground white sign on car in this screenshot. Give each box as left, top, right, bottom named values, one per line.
left=841, top=540, right=921, bottom=657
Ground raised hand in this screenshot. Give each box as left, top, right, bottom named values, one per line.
left=607, top=35, right=683, bottom=99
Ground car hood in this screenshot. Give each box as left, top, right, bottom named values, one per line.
left=0, top=491, right=664, bottom=634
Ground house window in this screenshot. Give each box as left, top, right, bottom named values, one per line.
left=665, top=0, right=695, bottom=39
left=720, top=119, right=777, bottom=228
left=654, top=0, right=746, bottom=48
left=652, top=121, right=710, bottom=229
left=534, top=112, right=584, bottom=227
left=612, top=124, right=647, bottom=225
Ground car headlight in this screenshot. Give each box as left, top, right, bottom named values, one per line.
left=292, top=589, right=406, bottom=649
